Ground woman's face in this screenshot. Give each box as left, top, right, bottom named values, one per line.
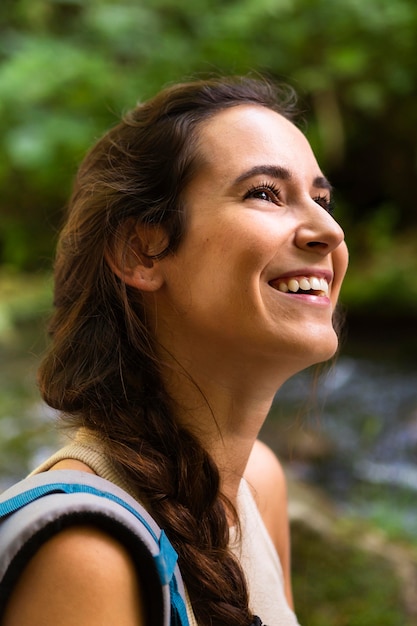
left=151, top=105, right=349, bottom=374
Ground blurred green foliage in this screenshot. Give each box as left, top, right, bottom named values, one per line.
left=292, top=522, right=413, bottom=625
left=0, top=0, right=417, bottom=310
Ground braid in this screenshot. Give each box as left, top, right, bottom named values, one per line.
left=109, top=399, right=253, bottom=625
left=105, top=350, right=255, bottom=624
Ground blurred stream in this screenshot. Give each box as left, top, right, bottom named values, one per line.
left=264, top=319, right=417, bottom=542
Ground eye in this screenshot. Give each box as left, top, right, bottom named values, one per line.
left=244, top=182, right=281, bottom=204
left=313, top=195, right=334, bottom=215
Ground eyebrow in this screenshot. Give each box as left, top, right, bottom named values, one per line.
left=313, top=175, right=333, bottom=193
left=233, top=165, right=292, bottom=186
left=232, top=165, right=333, bottom=193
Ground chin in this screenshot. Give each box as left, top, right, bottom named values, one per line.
left=315, top=339, right=340, bottom=365
left=291, top=327, right=341, bottom=372
left=317, top=327, right=343, bottom=366
left=307, top=308, right=345, bottom=364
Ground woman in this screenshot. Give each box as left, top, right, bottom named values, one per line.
left=2, top=76, right=348, bottom=625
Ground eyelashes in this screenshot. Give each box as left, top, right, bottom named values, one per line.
left=243, top=181, right=282, bottom=203
left=312, top=195, right=335, bottom=215
left=244, top=182, right=335, bottom=215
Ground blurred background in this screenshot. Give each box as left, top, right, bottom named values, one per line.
left=0, top=0, right=416, bottom=623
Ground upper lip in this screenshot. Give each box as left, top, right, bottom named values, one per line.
left=268, top=268, right=333, bottom=284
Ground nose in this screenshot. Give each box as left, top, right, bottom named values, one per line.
left=294, top=200, right=345, bottom=255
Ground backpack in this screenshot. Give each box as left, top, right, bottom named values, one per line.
left=0, top=470, right=190, bottom=626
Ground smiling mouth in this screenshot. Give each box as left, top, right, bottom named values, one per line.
left=269, top=275, right=329, bottom=297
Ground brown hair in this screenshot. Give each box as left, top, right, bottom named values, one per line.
left=38, top=76, right=297, bottom=625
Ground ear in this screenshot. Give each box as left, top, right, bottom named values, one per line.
left=105, top=220, right=168, bottom=292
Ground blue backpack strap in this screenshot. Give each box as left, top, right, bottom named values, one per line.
left=0, top=470, right=190, bottom=626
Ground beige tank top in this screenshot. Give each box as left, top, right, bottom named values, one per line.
left=31, top=429, right=300, bottom=626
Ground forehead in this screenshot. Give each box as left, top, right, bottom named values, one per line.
left=195, top=105, right=321, bottom=184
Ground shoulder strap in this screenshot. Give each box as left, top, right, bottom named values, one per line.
left=0, top=470, right=190, bottom=626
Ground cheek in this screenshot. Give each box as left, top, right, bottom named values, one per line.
left=177, top=213, right=285, bottom=292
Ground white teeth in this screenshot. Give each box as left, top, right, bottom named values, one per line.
left=288, top=278, right=300, bottom=293
left=309, top=277, right=321, bottom=290
left=273, top=275, right=329, bottom=295
left=320, top=278, right=329, bottom=295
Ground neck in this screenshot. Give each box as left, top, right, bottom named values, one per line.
left=159, top=347, right=288, bottom=507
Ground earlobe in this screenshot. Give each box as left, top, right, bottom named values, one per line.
left=105, top=220, right=168, bottom=292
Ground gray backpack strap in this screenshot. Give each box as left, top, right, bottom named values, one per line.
left=0, top=471, right=190, bottom=626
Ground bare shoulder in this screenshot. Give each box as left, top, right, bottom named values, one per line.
left=244, top=438, right=288, bottom=507
left=3, top=525, right=145, bottom=626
